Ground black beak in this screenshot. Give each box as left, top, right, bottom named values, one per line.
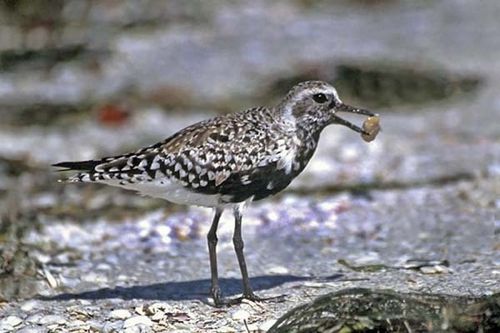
left=331, top=103, right=377, bottom=135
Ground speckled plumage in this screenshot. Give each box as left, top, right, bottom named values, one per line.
left=62, top=106, right=302, bottom=205
left=53, top=80, right=376, bottom=306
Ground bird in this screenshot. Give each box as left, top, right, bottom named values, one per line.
left=53, top=80, right=378, bottom=306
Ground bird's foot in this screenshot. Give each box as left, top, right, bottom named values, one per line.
left=228, top=291, right=287, bottom=305
left=211, top=286, right=229, bottom=308
left=243, top=291, right=267, bottom=302
left=210, top=287, right=286, bottom=307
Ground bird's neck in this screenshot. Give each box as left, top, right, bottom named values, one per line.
left=272, top=107, right=325, bottom=149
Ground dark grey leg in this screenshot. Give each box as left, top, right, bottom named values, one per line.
left=232, top=205, right=260, bottom=300
left=207, top=207, right=224, bottom=306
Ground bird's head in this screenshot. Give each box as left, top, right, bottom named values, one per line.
left=277, top=80, right=376, bottom=136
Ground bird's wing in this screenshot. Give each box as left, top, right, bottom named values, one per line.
left=54, top=108, right=294, bottom=191
left=159, top=108, right=289, bottom=192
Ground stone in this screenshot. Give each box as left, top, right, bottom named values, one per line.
left=109, top=309, right=132, bottom=320
left=2, top=316, right=23, bottom=327
left=231, top=309, right=250, bottom=321
left=123, top=326, right=142, bottom=333
left=102, top=321, right=124, bottom=333
left=20, top=300, right=40, bottom=312
left=150, top=311, right=165, bottom=321
left=123, top=316, right=153, bottom=328
left=420, top=265, right=451, bottom=274
left=38, top=314, right=66, bottom=325
left=267, top=265, right=289, bottom=275
left=25, top=313, right=44, bottom=324
left=17, top=327, right=46, bottom=333
left=245, top=323, right=259, bottom=331
left=260, top=319, right=277, bottom=331
left=43, top=267, right=58, bottom=288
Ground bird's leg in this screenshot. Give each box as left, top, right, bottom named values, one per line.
left=207, top=207, right=224, bottom=306
left=232, top=204, right=262, bottom=301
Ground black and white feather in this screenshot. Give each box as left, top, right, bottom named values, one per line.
left=53, top=81, right=361, bottom=208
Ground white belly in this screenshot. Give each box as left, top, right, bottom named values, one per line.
left=99, top=178, right=222, bottom=208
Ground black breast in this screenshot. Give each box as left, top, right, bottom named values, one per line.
left=218, top=147, right=315, bottom=203
left=221, top=166, right=295, bottom=203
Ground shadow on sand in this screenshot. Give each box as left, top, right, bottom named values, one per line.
left=41, top=274, right=344, bottom=302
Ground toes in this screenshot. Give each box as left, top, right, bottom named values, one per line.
left=211, top=287, right=225, bottom=307
left=244, top=293, right=287, bottom=303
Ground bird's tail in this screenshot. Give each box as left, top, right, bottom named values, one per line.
left=52, top=159, right=101, bottom=182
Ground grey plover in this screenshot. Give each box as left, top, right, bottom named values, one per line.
left=53, top=81, right=380, bottom=306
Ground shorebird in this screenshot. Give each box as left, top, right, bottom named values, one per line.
left=53, top=81, right=379, bottom=306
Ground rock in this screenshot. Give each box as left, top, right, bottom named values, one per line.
left=42, top=267, right=58, bottom=288
left=86, top=319, right=105, bottom=332
left=303, top=281, right=326, bottom=288
left=123, top=315, right=153, bottom=328
left=25, top=313, right=45, bottom=324
left=259, top=319, right=277, bottom=331
left=102, top=320, right=124, bottom=333
left=20, top=300, right=40, bottom=312
left=0, top=324, right=12, bottom=332
left=2, top=316, right=23, bottom=327
left=217, top=326, right=237, bottom=333
left=109, top=309, right=132, bottom=320
left=420, top=265, right=451, bottom=274
left=38, top=314, right=66, bottom=325
left=168, top=323, right=192, bottom=332
left=245, top=323, right=259, bottom=331
left=150, top=311, right=165, bottom=321
left=123, top=326, right=142, bottom=333
left=270, top=288, right=500, bottom=332
left=267, top=265, right=289, bottom=275
left=58, top=275, right=80, bottom=289
left=231, top=309, right=250, bottom=321
left=17, top=327, right=46, bottom=333
left=81, top=272, right=108, bottom=284
left=67, top=319, right=86, bottom=327
left=147, top=302, right=172, bottom=314
left=144, top=302, right=172, bottom=322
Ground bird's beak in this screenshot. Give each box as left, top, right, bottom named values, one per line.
left=331, top=103, right=377, bottom=135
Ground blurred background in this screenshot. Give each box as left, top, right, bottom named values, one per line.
left=0, top=0, right=498, bottom=330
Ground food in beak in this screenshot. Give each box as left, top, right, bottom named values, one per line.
left=361, top=115, right=381, bottom=142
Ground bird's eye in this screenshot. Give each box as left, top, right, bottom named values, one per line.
left=312, top=93, right=328, bottom=104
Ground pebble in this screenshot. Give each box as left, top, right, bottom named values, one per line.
left=218, top=326, right=237, bottom=333
left=20, top=300, right=40, bottom=312
left=102, top=321, right=124, bottom=333
left=82, top=272, right=108, bottom=283
left=58, top=275, right=80, bottom=288
left=17, top=327, right=46, bottom=333
left=25, top=313, right=45, bottom=324
left=148, top=302, right=172, bottom=313
left=245, top=323, right=260, bottom=331
left=151, top=311, right=165, bottom=321
left=38, top=314, right=66, bottom=325
left=231, top=309, right=250, bottom=321
left=420, top=265, right=450, bottom=274
left=2, top=315, right=23, bottom=327
left=96, top=263, right=112, bottom=271
left=109, top=309, right=132, bottom=320
left=169, top=323, right=192, bottom=331
left=124, top=327, right=142, bottom=333
left=67, top=319, right=86, bottom=327
left=260, top=319, right=277, bottom=331
left=267, top=265, right=289, bottom=275
left=303, top=281, right=326, bottom=288
left=244, top=319, right=279, bottom=332
left=123, top=316, right=153, bottom=328
left=43, top=267, right=59, bottom=288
